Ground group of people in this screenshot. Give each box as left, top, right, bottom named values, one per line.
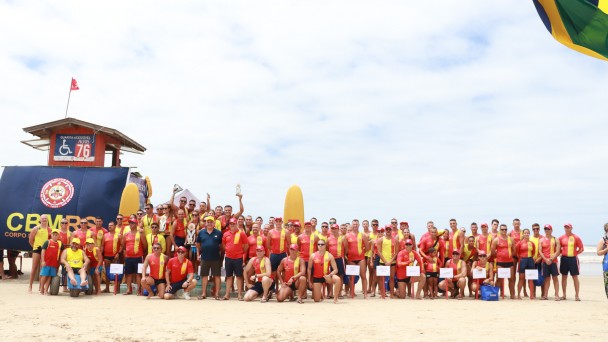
left=21, top=190, right=592, bottom=303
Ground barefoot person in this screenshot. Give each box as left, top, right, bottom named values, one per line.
left=346, top=219, right=369, bottom=298
left=102, top=221, right=122, bottom=293
left=122, top=218, right=147, bottom=295
left=439, top=249, right=467, bottom=299
left=558, top=223, right=584, bottom=301
left=375, top=224, right=398, bottom=298
left=277, top=244, right=307, bottom=303
left=84, top=238, right=103, bottom=295
left=516, top=229, right=536, bottom=299
left=491, top=224, right=516, bottom=299
left=308, top=240, right=341, bottom=304
left=28, top=214, right=50, bottom=293
left=244, top=246, right=274, bottom=302
left=222, top=218, right=248, bottom=300
left=60, top=238, right=90, bottom=289
left=39, top=229, right=62, bottom=295
left=141, top=242, right=167, bottom=299
left=266, top=217, right=291, bottom=289
left=164, top=246, right=196, bottom=300
left=327, top=223, right=348, bottom=299
left=395, top=239, right=425, bottom=299
left=540, top=224, right=561, bottom=300
left=196, top=216, right=223, bottom=300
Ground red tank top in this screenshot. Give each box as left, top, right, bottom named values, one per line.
left=253, top=257, right=272, bottom=281
left=124, top=232, right=143, bottom=257
left=148, top=254, right=166, bottom=280
left=496, top=236, right=512, bottom=263
left=103, top=232, right=121, bottom=256
left=43, top=240, right=62, bottom=267
left=173, top=219, right=186, bottom=238
left=269, top=229, right=288, bottom=254
left=282, top=257, right=301, bottom=282
left=85, top=247, right=100, bottom=268
left=312, top=251, right=330, bottom=278
left=346, top=232, right=365, bottom=260
left=298, top=234, right=315, bottom=261
left=328, top=235, right=345, bottom=258
left=247, top=234, right=266, bottom=258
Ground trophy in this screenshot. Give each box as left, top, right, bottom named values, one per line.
left=173, top=184, right=183, bottom=194
left=236, top=183, right=241, bottom=196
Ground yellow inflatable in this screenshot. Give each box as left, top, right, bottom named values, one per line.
left=283, top=185, right=304, bottom=227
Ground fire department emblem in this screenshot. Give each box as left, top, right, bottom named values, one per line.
left=40, top=178, right=74, bottom=208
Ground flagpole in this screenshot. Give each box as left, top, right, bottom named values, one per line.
left=64, top=79, right=72, bottom=118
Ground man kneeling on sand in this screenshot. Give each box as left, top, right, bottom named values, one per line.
left=164, top=246, right=197, bottom=300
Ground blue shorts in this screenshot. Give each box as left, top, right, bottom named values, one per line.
left=373, top=255, right=380, bottom=268
left=250, top=281, right=275, bottom=295
left=40, top=266, right=58, bottom=277
left=542, top=262, right=559, bottom=277
left=125, top=257, right=142, bottom=275
left=173, top=236, right=185, bottom=248
left=270, top=252, right=286, bottom=271
left=167, top=279, right=187, bottom=295
left=559, top=256, right=579, bottom=276
left=225, top=257, right=243, bottom=277
left=518, top=257, right=535, bottom=273
left=333, top=257, right=345, bottom=276
left=88, top=265, right=103, bottom=276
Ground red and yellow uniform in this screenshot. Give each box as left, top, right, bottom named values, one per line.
left=462, top=244, right=478, bottom=263
left=85, top=246, right=101, bottom=268
left=103, top=231, right=121, bottom=257
left=476, top=234, right=493, bottom=258
left=58, top=230, right=71, bottom=248
left=73, top=229, right=93, bottom=248
left=346, top=232, right=365, bottom=261
left=446, top=259, right=464, bottom=281
left=42, top=240, right=62, bottom=268
left=269, top=229, right=289, bottom=254
left=558, top=234, right=583, bottom=257
left=146, top=233, right=166, bottom=254
left=396, top=249, right=423, bottom=279
left=281, top=257, right=302, bottom=282
left=173, top=218, right=187, bottom=238
left=424, top=255, right=442, bottom=272
left=516, top=240, right=536, bottom=259
left=510, top=230, right=523, bottom=246
left=540, top=236, right=558, bottom=262
left=167, top=257, right=193, bottom=283
left=419, top=237, right=443, bottom=257
left=141, top=214, right=159, bottom=236
left=124, top=231, right=144, bottom=258
left=223, top=230, right=248, bottom=260
left=311, top=251, right=330, bottom=278
left=91, top=227, right=107, bottom=248
left=247, top=234, right=267, bottom=258
left=298, top=233, right=316, bottom=262
left=148, top=254, right=167, bottom=280
left=328, top=235, right=346, bottom=258
left=253, top=257, right=272, bottom=281
left=495, top=236, right=513, bottom=263
left=449, top=230, right=461, bottom=253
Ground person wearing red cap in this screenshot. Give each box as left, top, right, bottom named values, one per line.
left=164, top=246, right=197, bottom=300
left=122, top=218, right=147, bottom=295
left=222, top=217, right=248, bottom=300
left=141, top=242, right=167, bottom=299
left=376, top=224, right=398, bottom=298
left=39, top=229, right=61, bottom=295
left=399, top=223, right=416, bottom=252
left=244, top=246, right=274, bottom=302
left=346, top=219, right=370, bottom=299
left=308, top=239, right=341, bottom=304
left=475, top=223, right=493, bottom=264
left=470, top=250, right=494, bottom=296
left=558, top=223, right=584, bottom=301
left=396, top=239, right=425, bottom=299
left=327, top=223, right=348, bottom=299
left=491, top=224, right=516, bottom=299
left=439, top=249, right=467, bottom=299
left=277, top=244, right=307, bottom=303
left=298, top=221, right=318, bottom=270
left=539, top=224, right=561, bottom=300
left=266, top=217, right=291, bottom=289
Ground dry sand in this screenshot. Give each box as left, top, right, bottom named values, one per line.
left=1, top=258, right=607, bottom=342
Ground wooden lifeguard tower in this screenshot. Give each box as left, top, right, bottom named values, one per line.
left=20, top=117, right=146, bottom=167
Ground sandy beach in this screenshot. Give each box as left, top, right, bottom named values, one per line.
left=1, top=257, right=607, bottom=342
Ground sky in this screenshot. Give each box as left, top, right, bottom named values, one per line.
left=1, top=1, right=607, bottom=244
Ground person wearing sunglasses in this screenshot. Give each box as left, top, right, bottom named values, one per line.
left=346, top=219, right=370, bottom=299
left=297, top=222, right=318, bottom=273
left=140, top=204, right=159, bottom=237
left=266, top=217, right=291, bottom=290
left=122, top=218, right=147, bottom=295
left=73, top=218, right=92, bottom=249
left=515, top=228, right=536, bottom=300
left=491, top=224, right=516, bottom=299
left=141, top=242, right=168, bottom=299
left=308, top=240, right=341, bottom=304
left=328, top=223, right=348, bottom=299
left=102, top=221, right=122, bottom=293
left=439, top=249, right=468, bottom=299
left=222, top=218, right=248, bottom=301
left=317, top=222, right=330, bottom=243
left=539, top=224, right=560, bottom=300
left=376, top=224, right=398, bottom=299
left=366, top=219, right=379, bottom=296
left=277, top=244, right=306, bottom=303
left=164, top=246, right=196, bottom=300
left=396, top=238, right=425, bottom=299
left=470, top=250, right=494, bottom=297
left=244, top=246, right=274, bottom=302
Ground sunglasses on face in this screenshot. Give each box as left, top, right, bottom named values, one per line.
left=180, top=200, right=186, bottom=203
left=153, top=247, right=160, bottom=250
left=405, top=243, right=412, bottom=246
left=500, top=228, right=507, bottom=231
left=177, top=251, right=185, bottom=254
left=372, top=224, right=378, bottom=226
left=317, top=243, right=325, bottom=246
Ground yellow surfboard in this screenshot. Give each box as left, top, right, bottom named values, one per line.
left=118, top=182, right=140, bottom=217
left=284, top=185, right=304, bottom=227
left=145, top=176, right=152, bottom=204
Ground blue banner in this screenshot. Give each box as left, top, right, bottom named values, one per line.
left=0, top=166, right=128, bottom=251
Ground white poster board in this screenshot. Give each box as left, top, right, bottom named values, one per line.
left=472, top=268, right=486, bottom=279
left=137, top=263, right=150, bottom=274
left=376, top=265, right=390, bottom=277
left=406, top=266, right=420, bottom=277
left=497, top=268, right=511, bottom=279
left=525, top=269, right=539, bottom=280
left=345, top=265, right=360, bottom=276
left=439, top=268, right=453, bottom=279
left=109, top=264, right=123, bottom=274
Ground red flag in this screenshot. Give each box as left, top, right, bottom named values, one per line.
left=70, top=78, right=79, bottom=91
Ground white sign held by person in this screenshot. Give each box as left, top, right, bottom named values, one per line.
left=109, top=264, right=123, bottom=275
left=345, top=265, right=360, bottom=276
left=376, top=266, right=390, bottom=277
left=439, top=268, right=453, bottom=279
left=497, top=268, right=511, bottom=279
left=406, top=266, right=420, bottom=277
left=472, top=268, right=486, bottom=279
left=525, top=269, right=539, bottom=280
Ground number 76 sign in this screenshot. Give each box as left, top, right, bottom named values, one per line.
left=53, top=134, right=96, bottom=162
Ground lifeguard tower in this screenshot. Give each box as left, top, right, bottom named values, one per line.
left=20, top=117, right=146, bottom=167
